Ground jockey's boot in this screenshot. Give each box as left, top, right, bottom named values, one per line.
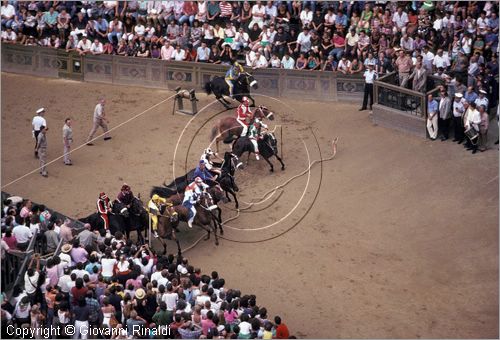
left=188, top=220, right=193, bottom=228
left=153, top=230, right=159, bottom=238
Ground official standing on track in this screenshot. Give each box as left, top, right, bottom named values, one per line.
left=360, top=64, right=376, bottom=111
left=63, top=118, right=73, bottom=165
left=32, top=108, right=47, bottom=158
left=36, top=126, right=49, bottom=177
left=86, top=97, right=111, bottom=145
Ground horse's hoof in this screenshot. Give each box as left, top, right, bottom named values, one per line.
left=270, top=168, right=274, bottom=172
left=220, top=229, right=224, bottom=235
left=215, top=240, right=219, bottom=246
left=281, top=166, right=285, bottom=170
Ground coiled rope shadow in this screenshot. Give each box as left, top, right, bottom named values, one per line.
left=220, top=137, right=339, bottom=228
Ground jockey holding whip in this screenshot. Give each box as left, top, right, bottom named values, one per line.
left=97, top=192, right=112, bottom=232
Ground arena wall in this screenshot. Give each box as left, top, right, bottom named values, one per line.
left=2, top=44, right=426, bottom=136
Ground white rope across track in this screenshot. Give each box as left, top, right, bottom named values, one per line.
left=221, top=137, right=339, bottom=229
left=1, top=94, right=178, bottom=189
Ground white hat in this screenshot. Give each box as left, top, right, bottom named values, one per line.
left=479, top=89, right=487, bottom=94
left=36, top=108, right=45, bottom=114
left=180, top=267, right=188, bottom=275
left=455, top=93, right=463, bottom=98
left=82, top=33, right=87, bottom=37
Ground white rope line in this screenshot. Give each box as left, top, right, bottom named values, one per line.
left=2, top=94, right=177, bottom=189
left=221, top=138, right=338, bottom=230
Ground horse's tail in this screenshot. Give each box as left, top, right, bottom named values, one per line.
left=210, top=125, right=219, bottom=143
left=204, top=81, right=212, bottom=95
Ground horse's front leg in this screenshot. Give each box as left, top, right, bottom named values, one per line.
left=247, top=152, right=251, bottom=165
left=264, top=157, right=274, bottom=172
left=213, top=218, right=219, bottom=246
left=250, top=96, right=256, bottom=107
left=225, top=190, right=232, bottom=202
left=217, top=96, right=231, bottom=109
left=276, top=155, right=285, bottom=170
left=231, top=190, right=239, bottom=209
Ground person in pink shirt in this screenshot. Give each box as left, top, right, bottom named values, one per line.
left=19, top=199, right=32, bottom=220
left=160, top=40, right=174, bottom=60
left=201, top=310, right=216, bottom=336
left=70, top=240, right=89, bottom=264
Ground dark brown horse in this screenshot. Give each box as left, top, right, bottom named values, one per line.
left=170, top=192, right=222, bottom=245
left=210, top=106, right=275, bottom=152
left=156, top=204, right=181, bottom=255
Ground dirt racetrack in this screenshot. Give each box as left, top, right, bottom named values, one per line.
left=1, top=73, right=498, bottom=338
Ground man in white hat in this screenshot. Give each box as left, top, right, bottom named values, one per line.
left=474, top=89, right=489, bottom=111
left=32, top=108, right=47, bottom=158
left=452, top=92, right=466, bottom=143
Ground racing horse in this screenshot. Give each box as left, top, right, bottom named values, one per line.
left=204, top=72, right=258, bottom=108
left=217, top=152, right=240, bottom=209
left=126, top=196, right=149, bottom=245
left=210, top=105, right=275, bottom=153
left=156, top=203, right=181, bottom=255
left=232, top=132, right=285, bottom=172
left=78, top=200, right=129, bottom=236
left=170, top=191, right=222, bottom=245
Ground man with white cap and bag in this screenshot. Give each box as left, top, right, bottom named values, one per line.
left=452, top=92, right=466, bottom=144
left=32, top=107, right=47, bottom=158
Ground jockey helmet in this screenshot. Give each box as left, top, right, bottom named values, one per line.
left=204, top=148, right=214, bottom=156
left=99, top=192, right=108, bottom=200
left=242, top=96, right=249, bottom=105
left=152, top=194, right=161, bottom=201
left=234, top=61, right=240, bottom=67
left=195, top=177, right=203, bottom=184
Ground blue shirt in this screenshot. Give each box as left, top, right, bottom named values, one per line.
left=427, top=99, right=438, bottom=113
left=464, top=91, right=478, bottom=104
left=193, top=166, right=213, bottom=182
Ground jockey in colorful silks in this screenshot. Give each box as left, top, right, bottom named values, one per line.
left=200, top=148, right=221, bottom=176
left=97, top=192, right=112, bottom=231
left=148, top=194, right=168, bottom=238
left=236, top=96, right=253, bottom=137
left=225, top=61, right=244, bottom=98
left=248, top=120, right=268, bottom=160
left=182, top=177, right=209, bottom=229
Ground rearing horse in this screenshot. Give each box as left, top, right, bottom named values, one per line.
left=204, top=72, right=258, bottom=108
left=210, top=105, right=275, bottom=153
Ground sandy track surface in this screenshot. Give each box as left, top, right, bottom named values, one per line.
left=1, top=73, right=498, bottom=338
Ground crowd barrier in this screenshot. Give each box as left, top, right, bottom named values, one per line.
left=1, top=191, right=85, bottom=295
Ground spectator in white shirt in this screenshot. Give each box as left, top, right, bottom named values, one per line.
left=172, top=44, right=186, bottom=61
left=299, top=6, right=313, bottom=28
left=264, top=1, right=277, bottom=25
left=281, top=53, right=295, bottom=69
left=337, top=56, right=351, bottom=74
left=234, top=27, right=250, bottom=51
left=392, top=7, right=408, bottom=34
left=77, top=34, right=92, bottom=55
left=195, top=42, right=210, bottom=62
left=295, top=26, right=311, bottom=54
left=433, top=49, right=450, bottom=71
left=90, top=39, right=104, bottom=55
left=1, top=26, right=16, bottom=43
left=108, top=17, right=123, bottom=44
left=251, top=51, right=268, bottom=69
left=269, top=53, right=281, bottom=68
left=12, top=223, right=33, bottom=251
left=249, top=1, right=266, bottom=29
left=1, top=2, right=16, bottom=29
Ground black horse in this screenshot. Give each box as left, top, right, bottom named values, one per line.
left=126, top=197, right=148, bottom=245
left=217, top=152, right=240, bottom=208
left=78, top=200, right=129, bottom=236
left=232, top=133, right=285, bottom=172
left=204, top=72, right=258, bottom=108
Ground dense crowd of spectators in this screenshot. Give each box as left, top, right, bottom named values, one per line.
left=1, top=197, right=291, bottom=339
left=1, top=1, right=498, bottom=75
